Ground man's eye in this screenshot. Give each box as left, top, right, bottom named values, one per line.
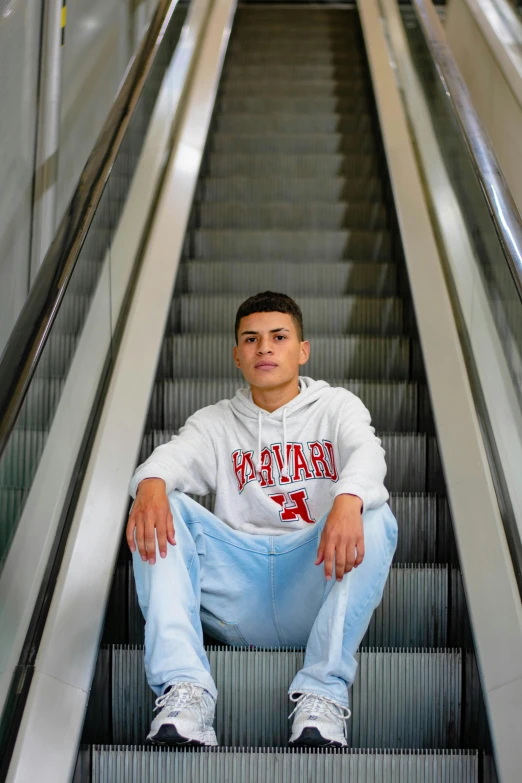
left=276, top=335, right=285, bottom=340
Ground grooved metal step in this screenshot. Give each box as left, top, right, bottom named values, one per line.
left=191, top=230, right=392, bottom=262
left=90, top=747, right=480, bottom=782
left=198, top=202, right=387, bottom=229
left=214, top=113, right=373, bottom=134
left=180, top=493, right=455, bottom=566
left=159, top=335, right=411, bottom=380
left=178, top=261, right=397, bottom=296
left=206, top=154, right=378, bottom=178
left=149, top=378, right=423, bottom=432
left=104, top=562, right=465, bottom=649
left=210, top=132, right=377, bottom=155
left=223, top=64, right=369, bottom=80
left=170, top=296, right=404, bottom=336
left=139, top=430, right=431, bottom=493
left=219, top=80, right=371, bottom=98
left=198, top=176, right=383, bottom=203
left=216, top=96, right=371, bottom=115
left=108, top=647, right=462, bottom=749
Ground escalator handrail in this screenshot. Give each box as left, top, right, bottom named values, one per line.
left=412, top=0, right=522, bottom=306
left=0, top=0, right=181, bottom=460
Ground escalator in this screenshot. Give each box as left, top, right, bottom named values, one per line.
left=75, top=7, right=492, bottom=780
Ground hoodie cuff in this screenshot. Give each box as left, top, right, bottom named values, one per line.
left=331, top=482, right=368, bottom=513
left=129, top=466, right=174, bottom=499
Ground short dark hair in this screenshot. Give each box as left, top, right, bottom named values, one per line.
left=235, top=291, right=304, bottom=344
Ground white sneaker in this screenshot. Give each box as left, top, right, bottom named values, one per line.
left=288, top=691, right=351, bottom=747
left=147, top=681, right=218, bottom=746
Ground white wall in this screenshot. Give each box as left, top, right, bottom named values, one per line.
left=446, top=0, right=522, bottom=215
left=0, top=0, right=43, bottom=356
left=0, top=0, right=158, bottom=358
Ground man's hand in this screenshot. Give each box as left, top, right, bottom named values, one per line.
left=126, top=478, right=175, bottom=565
left=315, top=494, right=364, bottom=581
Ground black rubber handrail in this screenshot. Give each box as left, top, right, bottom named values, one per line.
left=0, top=0, right=181, bottom=459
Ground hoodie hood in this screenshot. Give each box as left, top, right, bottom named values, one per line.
left=230, top=376, right=331, bottom=480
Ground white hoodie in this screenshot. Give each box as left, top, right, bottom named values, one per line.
left=129, top=376, right=389, bottom=535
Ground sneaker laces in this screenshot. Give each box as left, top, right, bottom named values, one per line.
left=288, top=692, right=352, bottom=722
left=153, top=682, right=204, bottom=714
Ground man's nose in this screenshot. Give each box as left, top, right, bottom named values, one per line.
left=257, top=339, right=273, bottom=353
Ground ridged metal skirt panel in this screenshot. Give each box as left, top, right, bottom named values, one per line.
left=112, top=648, right=462, bottom=749
left=92, top=746, right=479, bottom=783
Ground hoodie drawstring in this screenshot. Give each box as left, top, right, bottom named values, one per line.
left=282, top=408, right=289, bottom=478
left=256, top=407, right=289, bottom=480
left=256, top=411, right=263, bottom=477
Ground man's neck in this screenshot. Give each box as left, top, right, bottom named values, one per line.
left=250, top=378, right=301, bottom=413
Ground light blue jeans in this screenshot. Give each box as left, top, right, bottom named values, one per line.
left=132, top=490, right=398, bottom=708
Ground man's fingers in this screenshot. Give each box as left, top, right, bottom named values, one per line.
left=145, top=516, right=157, bottom=564
left=167, top=511, right=176, bottom=547
left=323, top=541, right=337, bottom=580
left=315, top=534, right=326, bottom=565
left=354, top=536, right=365, bottom=568
left=126, top=516, right=136, bottom=553
left=135, top=517, right=146, bottom=561
left=156, top=521, right=167, bottom=560
left=343, top=540, right=356, bottom=575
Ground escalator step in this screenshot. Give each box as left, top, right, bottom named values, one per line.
left=180, top=261, right=397, bottom=296
left=198, top=176, right=383, bottom=203
left=216, top=96, right=371, bottom=115
left=197, top=202, right=387, bottom=229
left=104, top=563, right=463, bottom=649
left=210, top=133, right=376, bottom=155
left=191, top=230, right=391, bottom=262
left=139, top=430, right=428, bottom=494
left=91, top=746, right=480, bottom=782
left=214, top=113, right=372, bottom=134
left=206, top=154, right=378, bottom=178
left=151, top=378, right=421, bottom=432
left=110, top=647, right=463, bottom=749
left=219, top=80, right=371, bottom=98
left=223, top=64, right=369, bottom=81
left=183, top=493, right=454, bottom=565
left=169, top=295, right=404, bottom=336
left=158, top=335, right=411, bottom=380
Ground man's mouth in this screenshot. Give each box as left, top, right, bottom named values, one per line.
left=255, top=362, right=278, bottom=370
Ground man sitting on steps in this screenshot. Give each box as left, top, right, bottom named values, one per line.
left=127, top=290, right=398, bottom=748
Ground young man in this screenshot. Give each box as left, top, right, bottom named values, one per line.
left=127, top=291, right=398, bottom=748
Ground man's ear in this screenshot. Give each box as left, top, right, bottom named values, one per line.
left=233, top=345, right=240, bottom=368
left=299, top=340, right=311, bottom=366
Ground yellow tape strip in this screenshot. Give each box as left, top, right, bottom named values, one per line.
left=61, top=5, right=67, bottom=28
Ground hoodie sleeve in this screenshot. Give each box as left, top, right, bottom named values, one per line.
left=129, top=408, right=217, bottom=499
left=331, top=392, right=389, bottom=511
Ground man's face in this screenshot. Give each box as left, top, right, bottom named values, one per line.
left=233, top=311, right=310, bottom=388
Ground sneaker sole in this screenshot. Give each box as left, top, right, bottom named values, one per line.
left=288, top=727, right=347, bottom=748
left=147, top=724, right=218, bottom=747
